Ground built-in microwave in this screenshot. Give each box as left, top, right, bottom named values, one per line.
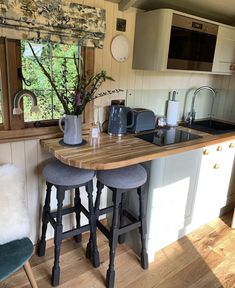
left=167, top=14, right=218, bottom=71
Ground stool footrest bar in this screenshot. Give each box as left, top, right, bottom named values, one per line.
left=50, top=206, right=76, bottom=218
left=118, top=222, right=141, bottom=235
left=47, top=213, right=56, bottom=229
left=62, top=224, right=90, bottom=240
left=123, top=209, right=138, bottom=223
left=80, top=205, right=89, bottom=217
left=97, top=221, right=110, bottom=239
left=98, top=206, right=113, bottom=216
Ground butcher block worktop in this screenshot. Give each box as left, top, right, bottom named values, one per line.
left=40, top=127, right=235, bottom=170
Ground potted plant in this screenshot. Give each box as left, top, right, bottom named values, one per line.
left=29, top=43, right=122, bottom=145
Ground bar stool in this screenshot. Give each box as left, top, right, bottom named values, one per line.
left=94, top=164, right=149, bottom=288
left=38, top=159, right=100, bottom=286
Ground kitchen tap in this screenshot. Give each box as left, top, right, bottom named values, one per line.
left=186, top=86, right=216, bottom=125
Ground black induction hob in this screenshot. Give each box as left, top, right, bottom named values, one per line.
left=136, top=128, right=202, bottom=146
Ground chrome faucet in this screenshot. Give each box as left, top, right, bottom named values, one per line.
left=186, top=86, right=216, bottom=125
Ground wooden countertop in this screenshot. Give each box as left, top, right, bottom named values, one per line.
left=40, top=127, right=235, bottom=170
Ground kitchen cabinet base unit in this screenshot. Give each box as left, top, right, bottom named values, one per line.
left=144, top=141, right=234, bottom=263
left=190, top=141, right=235, bottom=231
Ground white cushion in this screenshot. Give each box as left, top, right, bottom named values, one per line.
left=0, top=164, right=30, bottom=245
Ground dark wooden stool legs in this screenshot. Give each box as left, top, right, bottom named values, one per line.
left=137, top=187, right=149, bottom=269
left=106, top=189, right=122, bottom=288
left=86, top=181, right=100, bottom=268
left=95, top=182, right=149, bottom=288
left=38, top=180, right=100, bottom=286
left=74, top=188, right=82, bottom=243
left=38, top=182, right=52, bottom=257
left=52, top=187, right=65, bottom=286
left=118, top=193, right=127, bottom=244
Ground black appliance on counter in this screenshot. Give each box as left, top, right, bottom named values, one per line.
left=107, top=105, right=156, bottom=136
left=107, top=105, right=134, bottom=136
left=127, top=108, right=155, bottom=133
left=136, top=127, right=202, bottom=146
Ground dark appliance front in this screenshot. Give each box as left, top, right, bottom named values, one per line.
left=167, top=14, right=218, bottom=71
left=136, top=128, right=202, bottom=146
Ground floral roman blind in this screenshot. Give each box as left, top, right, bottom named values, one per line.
left=0, top=0, right=106, bottom=47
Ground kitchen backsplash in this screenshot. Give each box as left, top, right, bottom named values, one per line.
left=126, top=88, right=235, bottom=123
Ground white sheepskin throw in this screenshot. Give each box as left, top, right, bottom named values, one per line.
left=0, top=164, right=30, bottom=244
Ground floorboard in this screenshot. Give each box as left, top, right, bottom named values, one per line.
left=2, top=212, right=235, bottom=288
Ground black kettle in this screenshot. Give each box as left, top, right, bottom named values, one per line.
left=108, top=105, right=134, bottom=136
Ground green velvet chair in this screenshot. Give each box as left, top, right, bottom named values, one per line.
left=0, top=237, right=38, bottom=287
left=0, top=163, right=38, bottom=288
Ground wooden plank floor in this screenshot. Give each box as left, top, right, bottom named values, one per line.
left=2, top=212, right=235, bottom=288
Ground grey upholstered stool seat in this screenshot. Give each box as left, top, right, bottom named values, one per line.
left=97, top=164, right=147, bottom=190
left=95, top=164, right=149, bottom=288
left=38, top=159, right=99, bottom=286
left=43, top=159, right=95, bottom=186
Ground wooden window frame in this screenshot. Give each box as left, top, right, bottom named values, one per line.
left=0, top=38, right=94, bottom=140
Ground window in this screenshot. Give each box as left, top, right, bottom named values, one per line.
left=22, top=41, right=79, bottom=123
left=0, top=37, right=94, bottom=133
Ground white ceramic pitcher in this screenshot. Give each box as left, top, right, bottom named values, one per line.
left=59, top=115, right=82, bottom=145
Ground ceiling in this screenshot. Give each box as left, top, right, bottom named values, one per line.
left=108, top=0, right=235, bottom=25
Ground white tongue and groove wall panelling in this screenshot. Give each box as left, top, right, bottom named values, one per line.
left=127, top=88, right=235, bottom=123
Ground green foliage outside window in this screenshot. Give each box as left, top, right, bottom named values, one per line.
left=21, top=41, right=79, bottom=122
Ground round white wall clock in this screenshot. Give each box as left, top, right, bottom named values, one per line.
left=111, top=35, right=130, bottom=63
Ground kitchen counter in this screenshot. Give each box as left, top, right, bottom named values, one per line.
left=41, top=127, right=235, bottom=261
left=40, top=127, right=235, bottom=170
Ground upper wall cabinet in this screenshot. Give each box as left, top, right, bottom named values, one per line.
left=132, top=9, right=235, bottom=75
left=212, top=26, right=235, bottom=75
left=132, top=9, right=172, bottom=72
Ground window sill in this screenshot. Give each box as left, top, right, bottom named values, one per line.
left=0, top=125, right=92, bottom=144
left=0, top=126, right=63, bottom=144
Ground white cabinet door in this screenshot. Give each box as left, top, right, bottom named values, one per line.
left=132, top=9, right=173, bottom=71
left=212, top=26, right=235, bottom=74
left=147, top=149, right=202, bottom=261
left=192, top=141, right=235, bottom=229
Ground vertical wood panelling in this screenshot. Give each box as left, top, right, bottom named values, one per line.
left=125, top=8, right=137, bottom=90
left=110, top=4, right=121, bottom=91
left=24, top=140, right=40, bottom=243
left=101, top=1, right=115, bottom=107
left=36, top=142, right=54, bottom=239
left=11, top=141, right=27, bottom=210
left=0, top=143, right=12, bottom=163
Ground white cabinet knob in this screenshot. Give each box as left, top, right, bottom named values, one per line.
left=229, top=142, right=235, bottom=148
left=217, top=145, right=223, bottom=151
left=213, top=163, right=220, bottom=169
left=203, top=149, right=210, bottom=155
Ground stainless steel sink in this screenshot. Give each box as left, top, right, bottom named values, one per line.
left=180, top=119, right=235, bottom=134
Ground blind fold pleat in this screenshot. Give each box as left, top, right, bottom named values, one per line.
left=0, top=1, right=106, bottom=47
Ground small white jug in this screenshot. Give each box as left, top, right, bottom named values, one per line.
left=59, top=114, right=82, bottom=145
